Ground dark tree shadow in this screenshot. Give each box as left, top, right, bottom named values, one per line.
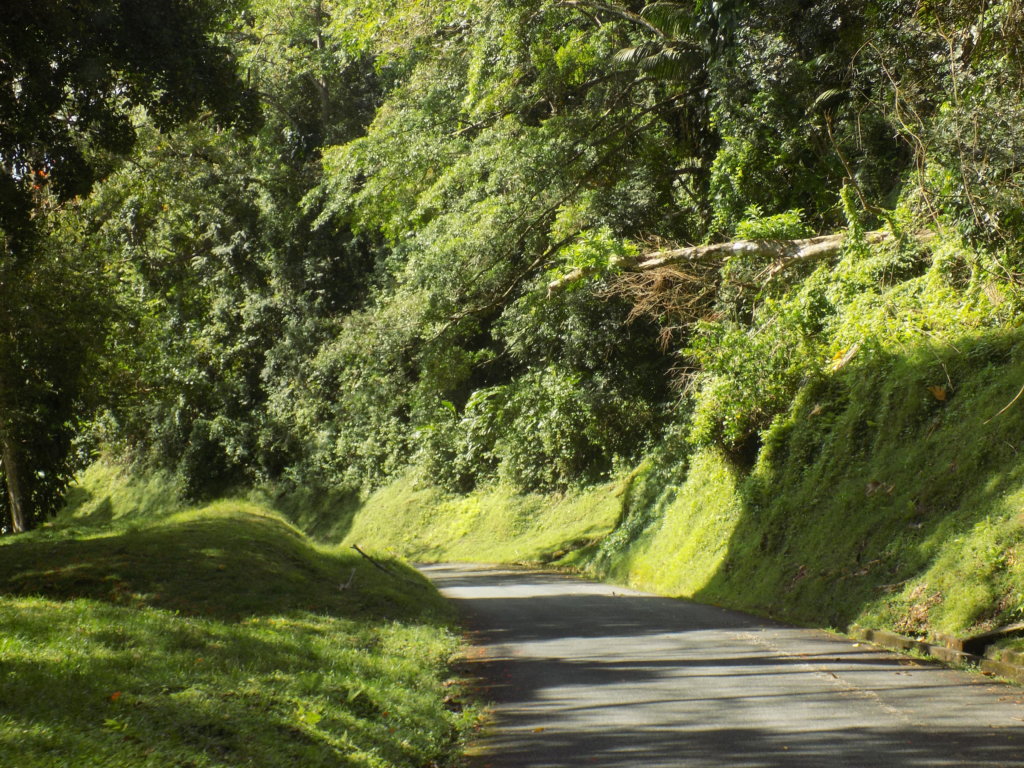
left=424, top=564, right=1024, bottom=768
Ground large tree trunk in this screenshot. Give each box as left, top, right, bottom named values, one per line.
left=0, top=432, right=28, bottom=534
left=0, top=366, right=28, bottom=533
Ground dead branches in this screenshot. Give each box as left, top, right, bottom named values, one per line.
left=601, top=263, right=720, bottom=350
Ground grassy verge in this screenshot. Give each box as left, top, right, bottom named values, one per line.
left=690, top=326, right=1024, bottom=637
left=340, top=474, right=623, bottom=563
left=0, top=464, right=475, bottom=768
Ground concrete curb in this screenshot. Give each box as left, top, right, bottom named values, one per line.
left=850, top=625, right=1024, bottom=684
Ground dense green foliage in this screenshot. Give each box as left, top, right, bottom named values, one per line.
left=0, top=463, right=473, bottom=767
left=6, top=0, right=1024, bottom=594
left=0, top=0, right=258, bottom=531
left=0, top=0, right=258, bottom=239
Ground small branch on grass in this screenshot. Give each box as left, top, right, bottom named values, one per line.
left=350, top=544, right=426, bottom=589
left=351, top=544, right=402, bottom=577
left=984, top=381, right=1024, bottom=424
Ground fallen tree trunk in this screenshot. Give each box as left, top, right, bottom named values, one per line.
left=547, top=229, right=929, bottom=293
left=632, top=230, right=893, bottom=271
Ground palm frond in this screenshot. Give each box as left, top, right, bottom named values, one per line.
left=642, top=1, right=694, bottom=38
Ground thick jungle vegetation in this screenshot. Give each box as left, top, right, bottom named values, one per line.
left=4, top=0, right=1024, bottom=538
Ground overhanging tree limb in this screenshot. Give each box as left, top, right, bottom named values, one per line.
left=547, top=229, right=933, bottom=293
left=558, top=0, right=668, bottom=38
left=634, top=230, right=891, bottom=270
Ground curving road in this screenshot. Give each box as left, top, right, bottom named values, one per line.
left=419, top=563, right=1024, bottom=768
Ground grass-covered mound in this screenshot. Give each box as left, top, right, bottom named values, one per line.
left=0, top=464, right=473, bottom=768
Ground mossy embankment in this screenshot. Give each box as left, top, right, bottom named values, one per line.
left=343, top=325, right=1024, bottom=644
left=0, top=463, right=476, bottom=768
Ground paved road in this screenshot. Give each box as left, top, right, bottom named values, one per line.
left=419, top=563, right=1024, bottom=767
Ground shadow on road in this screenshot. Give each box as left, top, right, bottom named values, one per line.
left=422, top=564, right=1024, bottom=768
left=470, top=721, right=1023, bottom=768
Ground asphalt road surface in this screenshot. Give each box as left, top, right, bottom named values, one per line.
left=419, top=563, right=1024, bottom=767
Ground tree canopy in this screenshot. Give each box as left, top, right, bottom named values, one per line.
left=4, top=0, right=1024, bottom=531
left=0, top=0, right=257, bottom=531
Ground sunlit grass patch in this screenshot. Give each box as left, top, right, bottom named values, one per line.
left=0, top=473, right=474, bottom=767
left=343, top=473, right=622, bottom=563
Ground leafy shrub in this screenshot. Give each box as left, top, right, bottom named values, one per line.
left=421, top=366, right=657, bottom=492
left=734, top=205, right=811, bottom=241
left=546, top=227, right=639, bottom=289
left=686, top=312, right=823, bottom=455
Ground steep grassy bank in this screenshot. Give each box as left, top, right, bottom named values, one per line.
left=344, top=326, right=1024, bottom=644
left=1, top=464, right=474, bottom=768
left=694, top=325, right=1024, bottom=637
left=339, top=477, right=623, bottom=563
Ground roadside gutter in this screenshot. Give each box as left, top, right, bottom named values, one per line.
left=850, top=623, right=1024, bottom=684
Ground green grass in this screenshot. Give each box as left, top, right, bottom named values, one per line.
left=686, top=327, right=1024, bottom=637
left=581, top=449, right=744, bottom=596
left=341, top=473, right=623, bottom=563
left=0, top=464, right=475, bottom=767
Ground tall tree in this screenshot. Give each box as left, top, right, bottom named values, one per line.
left=82, top=0, right=384, bottom=499
left=0, top=0, right=257, bottom=532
